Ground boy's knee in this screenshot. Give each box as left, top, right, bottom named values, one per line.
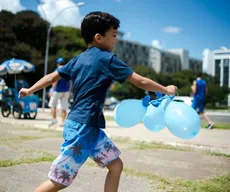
left=50, top=179, right=68, bottom=190
left=107, top=158, right=123, bottom=174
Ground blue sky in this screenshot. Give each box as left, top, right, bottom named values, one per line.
left=8, top=0, right=230, bottom=59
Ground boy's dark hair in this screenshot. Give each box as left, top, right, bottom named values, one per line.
left=196, top=72, right=203, bottom=77
left=81, top=11, right=120, bottom=45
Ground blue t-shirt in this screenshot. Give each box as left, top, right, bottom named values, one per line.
left=194, top=79, right=206, bottom=100
left=54, top=68, right=70, bottom=92
left=57, top=47, right=133, bottom=128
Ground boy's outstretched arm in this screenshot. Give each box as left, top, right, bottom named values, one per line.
left=127, top=72, right=177, bottom=95
left=19, top=71, right=61, bottom=98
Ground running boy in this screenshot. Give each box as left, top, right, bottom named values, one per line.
left=19, top=11, right=177, bottom=192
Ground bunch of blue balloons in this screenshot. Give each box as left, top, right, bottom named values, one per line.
left=113, top=92, right=201, bottom=139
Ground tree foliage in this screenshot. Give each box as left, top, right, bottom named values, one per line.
left=0, top=10, right=87, bottom=95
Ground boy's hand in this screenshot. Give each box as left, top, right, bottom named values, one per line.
left=19, top=88, right=31, bottom=98
left=165, top=85, right=177, bottom=95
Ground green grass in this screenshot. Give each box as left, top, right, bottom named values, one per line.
left=0, top=154, right=56, bottom=167
left=167, top=175, right=230, bottom=192
left=0, top=135, right=43, bottom=144
left=134, top=142, right=190, bottom=151
left=0, top=134, right=61, bottom=149
left=203, top=151, right=230, bottom=158
left=202, top=122, right=230, bottom=130
left=0, top=122, right=61, bottom=134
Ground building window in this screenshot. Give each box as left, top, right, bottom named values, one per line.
left=215, top=59, right=221, bottom=84
left=223, top=59, right=229, bottom=86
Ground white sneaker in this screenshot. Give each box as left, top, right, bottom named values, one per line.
left=207, top=122, right=214, bottom=130
left=48, top=119, right=58, bottom=127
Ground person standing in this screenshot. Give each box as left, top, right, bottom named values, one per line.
left=191, top=72, right=214, bottom=129
left=48, top=57, right=72, bottom=127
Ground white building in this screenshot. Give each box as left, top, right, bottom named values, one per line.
left=114, top=37, right=202, bottom=74
left=168, top=49, right=189, bottom=70
left=203, top=48, right=230, bottom=106
left=148, top=48, right=161, bottom=72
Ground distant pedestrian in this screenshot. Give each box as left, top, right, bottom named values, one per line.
left=48, top=57, right=72, bottom=127
left=48, top=87, right=61, bottom=110
left=191, top=72, right=214, bottom=129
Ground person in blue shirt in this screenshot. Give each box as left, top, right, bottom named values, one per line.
left=48, top=58, right=72, bottom=127
left=14, top=74, right=29, bottom=91
left=19, top=11, right=177, bottom=192
left=191, top=72, right=214, bottom=129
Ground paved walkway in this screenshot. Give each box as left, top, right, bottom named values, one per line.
left=0, top=109, right=230, bottom=154
left=1, top=123, right=230, bottom=192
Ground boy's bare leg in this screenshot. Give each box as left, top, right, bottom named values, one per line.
left=104, top=158, right=123, bottom=192
left=34, top=179, right=66, bottom=192
left=61, top=109, right=67, bottom=125
left=49, top=107, right=58, bottom=127
left=51, top=107, right=57, bottom=120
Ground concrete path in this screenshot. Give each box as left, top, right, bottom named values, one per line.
left=1, top=123, right=230, bottom=192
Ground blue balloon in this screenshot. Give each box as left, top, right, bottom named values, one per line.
left=143, top=103, right=166, bottom=132
left=142, top=95, right=151, bottom=107
left=114, top=99, right=147, bottom=128
left=164, top=101, right=201, bottom=139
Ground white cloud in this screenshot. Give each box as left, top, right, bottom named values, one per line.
left=162, top=26, right=182, bottom=34
left=220, top=46, right=228, bottom=51
left=0, top=0, right=25, bottom=13
left=37, top=0, right=83, bottom=28
left=152, top=40, right=162, bottom=49
left=124, top=32, right=131, bottom=39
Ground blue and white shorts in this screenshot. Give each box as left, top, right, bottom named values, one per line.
left=48, top=119, right=121, bottom=186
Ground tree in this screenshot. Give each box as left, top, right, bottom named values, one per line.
left=206, top=84, right=229, bottom=108
left=0, top=10, right=86, bottom=88
left=12, top=10, right=47, bottom=52
left=46, top=26, right=87, bottom=72
left=0, top=11, right=17, bottom=62
left=111, top=65, right=158, bottom=100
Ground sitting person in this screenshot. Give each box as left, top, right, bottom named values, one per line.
left=14, top=74, right=29, bottom=91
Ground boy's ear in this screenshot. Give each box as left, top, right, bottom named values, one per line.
left=94, top=33, right=102, bottom=43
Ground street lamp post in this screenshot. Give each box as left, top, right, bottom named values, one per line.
left=37, top=1, right=85, bottom=110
